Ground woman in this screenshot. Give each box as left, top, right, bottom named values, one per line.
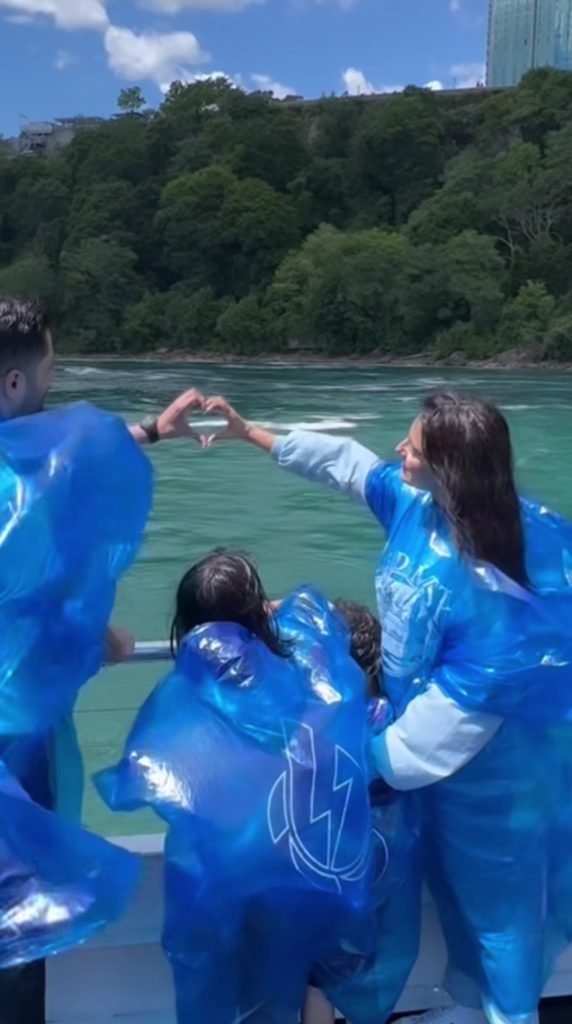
left=97, top=551, right=377, bottom=1024
left=201, top=391, right=572, bottom=1024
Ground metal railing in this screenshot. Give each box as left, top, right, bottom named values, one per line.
left=126, top=641, right=172, bottom=663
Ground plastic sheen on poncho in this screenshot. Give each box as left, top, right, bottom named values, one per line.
left=96, top=588, right=377, bottom=1024
left=0, top=402, right=152, bottom=737
left=366, top=461, right=572, bottom=1020
left=312, top=697, right=421, bottom=1024
left=0, top=759, right=140, bottom=968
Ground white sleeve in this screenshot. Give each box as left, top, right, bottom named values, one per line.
left=371, top=684, right=503, bottom=791
left=271, top=431, right=380, bottom=506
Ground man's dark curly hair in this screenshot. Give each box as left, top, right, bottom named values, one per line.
left=334, top=599, right=382, bottom=697
left=0, top=298, right=51, bottom=370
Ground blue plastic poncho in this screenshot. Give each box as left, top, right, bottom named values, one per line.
left=312, top=698, right=422, bottom=1024
left=366, top=462, right=572, bottom=1021
left=0, top=759, right=140, bottom=967
left=96, top=588, right=376, bottom=1024
left=0, top=402, right=152, bottom=738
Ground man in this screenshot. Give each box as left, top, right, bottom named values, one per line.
left=0, top=297, right=204, bottom=1024
left=0, top=297, right=203, bottom=445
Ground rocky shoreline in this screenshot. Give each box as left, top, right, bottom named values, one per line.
left=59, top=349, right=572, bottom=371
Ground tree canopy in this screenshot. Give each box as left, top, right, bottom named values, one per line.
left=2, top=70, right=572, bottom=361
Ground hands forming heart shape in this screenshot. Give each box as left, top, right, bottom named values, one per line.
left=156, top=389, right=250, bottom=447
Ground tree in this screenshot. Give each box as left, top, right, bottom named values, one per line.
left=59, top=238, right=142, bottom=351
left=122, top=292, right=165, bottom=352
left=216, top=294, right=272, bottom=353
left=220, top=178, right=301, bottom=295
left=9, top=173, right=70, bottom=260
left=496, top=281, right=556, bottom=354
left=67, top=118, right=151, bottom=187
left=66, top=180, right=137, bottom=248
left=228, top=112, right=308, bottom=192
left=492, top=143, right=565, bottom=264
left=157, top=167, right=300, bottom=295
left=350, top=91, right=446, bottom=225
left=164, top=285, right=224, bottom=350
left=269, top=225, right=416, bottom=354
left=0, top=255, right=56, bottom=304
left=440, top=230, right=506, bottom=332
left=156, top=165, right=236, bottom=287
left=542, top=313, right=572, bottom=361
left=123, top=285, right=225, bottom=352
left=289, top=158, right=350, bottom=230
left=2, top=69, right=572, bottom=360
left=118, top=88, right=146, bottom=116
left=405, top=150, right=493, bottom=246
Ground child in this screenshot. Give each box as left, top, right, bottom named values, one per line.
left=97, top=551, right=377, bottom=1024
left=303, top=600, right=421, bottom=1024
left=333, top=599, right=382, bottom=699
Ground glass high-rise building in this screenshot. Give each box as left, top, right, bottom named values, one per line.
left=487, top=0, right=572, bottom=87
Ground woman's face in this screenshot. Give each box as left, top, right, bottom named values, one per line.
left=396, top=417, right=436, bottom=493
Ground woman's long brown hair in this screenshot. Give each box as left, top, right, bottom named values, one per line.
left=420, top=392, right=528, bottom=586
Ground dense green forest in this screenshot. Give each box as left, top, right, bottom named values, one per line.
left=2, top=70, right=572, bottom=361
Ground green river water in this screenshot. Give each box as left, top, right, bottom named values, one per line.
left=52, top=361, right=572, bottom=836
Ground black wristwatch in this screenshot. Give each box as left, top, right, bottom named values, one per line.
left=139, top=416, right=160, bottom=445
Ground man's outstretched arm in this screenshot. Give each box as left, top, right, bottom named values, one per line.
left=130, top=388, right=206, bottom=446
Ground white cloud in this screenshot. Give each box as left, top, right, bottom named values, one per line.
left=450, top=62, right=486, bottom=88
left=250, top=73, right=295, bottom=100
left=342, top=68, right=448, bottom=98
left=342, top=68, right=443, bottom=96
left=187, top=70, right=238, bottom=85
left=104, top=25, right=208, bottom=91
left=55, top=49, right=75, bottom=69
left=139, top=0, right=259, bottom=10
left=0, top=0, right=108, bottom=30
left=449, top=0, right=461, bottom=11
left=342, top=67, right=374, bottom=95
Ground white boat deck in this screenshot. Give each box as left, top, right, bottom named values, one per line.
left=46, top=834, right=572, bottom=1024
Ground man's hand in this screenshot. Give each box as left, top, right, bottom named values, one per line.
left=130, top=388, right=206, bottom=447
left=157, top=388, right=206, bottom=442
left=105, top=626, right=135, bottom=665
left=203, top=397, right=276, bottom=452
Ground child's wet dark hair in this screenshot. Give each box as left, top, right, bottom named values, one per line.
left=171, top=548, right=291, bottom=658
left=334, top=599, right=382, bottom=697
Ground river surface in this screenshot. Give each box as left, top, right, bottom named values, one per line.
left=51, top=361, right=572, bottom=836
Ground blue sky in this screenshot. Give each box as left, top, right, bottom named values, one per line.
left=0, top=0, right=489, bottom=138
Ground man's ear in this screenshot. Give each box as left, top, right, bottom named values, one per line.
left=3, top=369, right=27, bottom=408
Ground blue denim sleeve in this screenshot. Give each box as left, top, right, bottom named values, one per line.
left=272, top=430, right=380, bottom=505
left=364, top=462, right=405, bottom=532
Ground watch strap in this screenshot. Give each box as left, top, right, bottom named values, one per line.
left=140, top=416, right=160, bottom=445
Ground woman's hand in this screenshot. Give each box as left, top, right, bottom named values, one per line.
left=202, top=397, right=250, bottom=445
left=202, top=397, right=276, bottom=452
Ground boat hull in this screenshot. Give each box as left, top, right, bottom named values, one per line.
left=46, top=835, right=572, bottom=1023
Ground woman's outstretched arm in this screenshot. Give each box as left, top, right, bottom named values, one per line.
left=203, top=397, right=380, bottom=505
